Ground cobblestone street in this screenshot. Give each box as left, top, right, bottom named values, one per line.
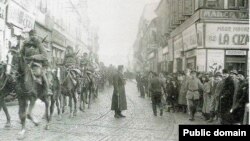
left=0, top=81, right=207, bottom=141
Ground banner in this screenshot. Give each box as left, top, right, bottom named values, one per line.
left=205, top=24, right=249, bottom=49
left=7, top=1, right=35, bottom=29
left=183, top=25, right=197, bottom=51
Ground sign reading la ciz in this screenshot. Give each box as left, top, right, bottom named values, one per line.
left=206, top=24, right=249, bottom=48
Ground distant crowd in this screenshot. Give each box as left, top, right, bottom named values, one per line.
left=136, top=69, right=249, bottom=125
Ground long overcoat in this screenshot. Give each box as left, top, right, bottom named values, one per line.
left=178, top=77, right=189, bottom=105
left=111, top=71, right=127, bottom=111
left=219, top=76, right=235, bottom=123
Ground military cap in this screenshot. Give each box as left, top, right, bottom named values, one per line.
left=230, top=70, right=238, bottom=75
left=214, top=72, right=223, bottom=77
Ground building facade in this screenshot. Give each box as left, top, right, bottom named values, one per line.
left=134, top=0, right=249, bottom=75
left=0, top=0, right=92, bottom=68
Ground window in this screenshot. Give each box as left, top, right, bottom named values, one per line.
left=238, top=0, right=248, bottom=8
left=229, top=0, right=238, bottom=8
left=206, top=0, right=218, bottom=7
left=229, top=0, right=248, bottom=9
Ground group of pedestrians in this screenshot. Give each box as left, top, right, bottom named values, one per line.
left=136, top=69, right=249, bottom=125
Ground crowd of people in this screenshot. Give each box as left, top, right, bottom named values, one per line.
left=136, top=69, right=249, bottom=125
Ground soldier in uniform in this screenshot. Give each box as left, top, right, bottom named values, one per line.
left=62, top=46, right=79, bottom=87
left=19, top=29, right=50, bottom=95
left=63, top=46, right=78, bottom=69
left=149, top=72, right=165, bottom=116
left=111, top=65, right=127, bottom=118
left=186, top=70, right=203, bottom=121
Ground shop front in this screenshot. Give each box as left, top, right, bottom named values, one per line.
left=173, top=34, right=183, bottom=72
left=35, top=22, right=52, bottom=62
left=161, top=46, right=168, bottom=72
left=182, top=24, right=197, bottom=71
left=148, top=51, right=156, bottom=72
left=0, top=2, right=5, bottom=61
left=225, top=50, right=248, bottom=74
left=205, top=23, right=249, bottom=73
left=51, top=30, right=66, bottom=67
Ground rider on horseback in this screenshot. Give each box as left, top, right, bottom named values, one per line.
left=80, top=51, right=99, bottom=83
left=20, top=29, right=51, bottom=95
left=62, top=46, right=79, bottom=86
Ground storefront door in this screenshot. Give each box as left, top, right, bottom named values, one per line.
left=186, top=57, right=196, bottom=70
left=225, top=56, right=247, bottom=73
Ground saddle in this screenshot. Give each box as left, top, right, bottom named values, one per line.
left=29, top=62, right=43, bottom=85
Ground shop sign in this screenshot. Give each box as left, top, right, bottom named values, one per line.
left=0, top=3, right=5, bottom=29
left=168, top=38, right=174, bottom=61
left=162, top=46, right=168, bottom=54
left=197, top=23, right=203, bottom=48
left=52, top=30, right=65, bottom=47
left=158, top=48, right=163, bottom=62
left=182, top=24, right=197, bottom=51
left=7, top=1, right=35, bottom=30
left=35, top=23, right=51, bottom=41
left=226, top=50, right=247, bottom=56
left=206, top=24, right=249, bottom=49
left=148, top=52, right=155, bottom=59
left=173, top=34, right=183, bottom=58
left=196, top=49, right=206, bottom=72
left=183, top=0, right=193, bottom=16
left=0, top=3, right=4, bottom=20
left=207, top=50, right=224, bottom=72
left=186, top=50, right=196, bottom=58
left=201, top=9, right=249, bottom=20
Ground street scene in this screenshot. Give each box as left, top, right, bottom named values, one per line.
left=1, top=81, right=207, bottom=141
left=0, top=0, right=249, bottom=141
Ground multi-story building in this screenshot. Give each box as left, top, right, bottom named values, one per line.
left=134, top=0, right=249, bottom=75
left=0, top=0, right=91, bottom=68
left=133, top=3, right=159, bottom=72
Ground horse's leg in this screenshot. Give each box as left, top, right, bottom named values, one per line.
left=79, top=88, right=83, bottom=111
left=17, top=97, right=28, bottom=140
left=56, top=95, right=62, bottom=120
left=50, top=96, right=55, bottom=121
left=88, top=87, right=91, bottom=109
left=73, top=91, right=77, bottom=116
left=80, top=89, right=85, bottom=112
left=0, top=96, right=11, bottom=128
left=44, top=97, right=50, bottom=130
left=2, top=101, right=11, bottom=128
left=62, top=95, right=66, bottom=113
left=27, top=96, right=39, bottom=126
left=69, top=95, right=73, bottom=118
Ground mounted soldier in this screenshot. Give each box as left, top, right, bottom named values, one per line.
left=16, top=29, right=52, bottom=139
left=60, top=46, right=80, bottom=117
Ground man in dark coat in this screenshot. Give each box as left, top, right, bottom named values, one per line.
left=149, top=72, right=165, bottom=116
left=186, top=70, right=203, bottom=121
left=19, top=29, right=50, bottom=95
left=218, top=69, right=235, bottom=124
left=111, top=65, right=127, bottom=118
left=231, top=72, right=248, bottom=124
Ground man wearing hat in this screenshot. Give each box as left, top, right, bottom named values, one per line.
left=218, top=69, right=235, bottom=124
left=111, top=65, right=127, bottom=118
left=149, top=72, right=165, bottom=116
left=20, top=29, right=50, bottom=94
left=231, top=71, right=248, bottom=124
left=230, top=70, right=240, bottom=112
left=186, top=70, right=203, bottom=121
left=208, top=72, right=223, bottom=122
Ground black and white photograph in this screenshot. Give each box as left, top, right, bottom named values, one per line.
left=0, top=0, right=249, bottom=140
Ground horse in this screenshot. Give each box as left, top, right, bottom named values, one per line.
left=60, top=67, right=80, bottom=118
left=78, top=72, right=90, bottom=111
left=16, top=58, right=51, bottom=139
left=0, top=63, right=16, bottom=128
left=46, top=68, right=63, bottom=120
left=79, top=71, right=98, bottom=109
